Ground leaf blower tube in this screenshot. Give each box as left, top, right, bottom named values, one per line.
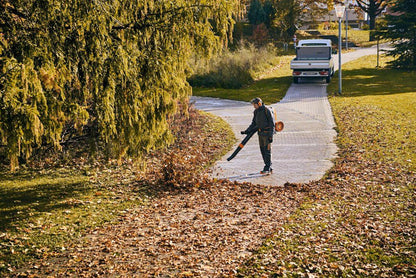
left=227, top=130, right=257, bottom=161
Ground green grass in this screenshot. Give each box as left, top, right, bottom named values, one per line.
left=328, top=55, right=416, bottom=170
left=192, top=55, right=294, bottom=105
left=320, top=30, right=371, bottom=46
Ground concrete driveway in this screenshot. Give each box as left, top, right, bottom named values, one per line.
left=192, top=45, right=389, bottom=186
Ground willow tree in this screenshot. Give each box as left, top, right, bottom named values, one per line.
left=0, top=0, right=236, bottom=170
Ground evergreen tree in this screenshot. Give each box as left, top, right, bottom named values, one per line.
left=377, top=0, right=416, bottom=68
left=263, top=0, right=275, bottom=28
left=248, top=0, right=267, bottom=25
left=0, top=0, right=236, bottom=171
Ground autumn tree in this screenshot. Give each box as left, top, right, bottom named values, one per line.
left=0, top=0, right=236, bottom=171
left=243, top=0, right=333, bottom=42
left=270, top=0, right=301, bottom=40
left=263, top=0, right=331, bottom=41
left=355, top=0, right=388, bottom=31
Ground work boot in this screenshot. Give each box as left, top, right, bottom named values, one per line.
left=260, top=167, right=273, bottom=175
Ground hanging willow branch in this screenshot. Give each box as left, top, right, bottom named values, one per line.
left=0, top=0, right=237, bottom=171
left=112, top=4, right=214, bottom=30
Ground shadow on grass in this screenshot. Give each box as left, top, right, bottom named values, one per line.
left=330, top=68, right=416, bottom=97
left=0, top=172, right=90, bottom=232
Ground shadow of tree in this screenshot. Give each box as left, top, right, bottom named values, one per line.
left=0, top=172, right=90, bottom=231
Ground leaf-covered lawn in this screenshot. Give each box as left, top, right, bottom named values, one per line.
left=17, top=182, right=307, bottom=276
left=238, top=55, right=416, bottom=277
left=238, top=147, right=415, bottom=277
left=1, top=106, right=312, bottom=277
left=331, top=56, right=416, bottom=171
left=0, top=107, right=238, bottom=276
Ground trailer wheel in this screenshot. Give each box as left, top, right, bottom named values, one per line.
left=293, top=77, right=299, bottom=84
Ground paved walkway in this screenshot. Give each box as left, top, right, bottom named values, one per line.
left=192, top=45, right=388, bottom=186
left=334, top=43, right=392, bottom=70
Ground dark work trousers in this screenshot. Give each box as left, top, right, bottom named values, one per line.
left=258, top=135, right=272, bottom=170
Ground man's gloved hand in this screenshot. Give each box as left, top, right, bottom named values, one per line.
left=241, top=130, right=247, bottom=135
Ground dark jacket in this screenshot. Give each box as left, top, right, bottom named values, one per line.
left=245, top=105, right=274, bottom=137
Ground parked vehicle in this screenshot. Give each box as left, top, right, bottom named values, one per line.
left=290, top=39, right=335, bottom=83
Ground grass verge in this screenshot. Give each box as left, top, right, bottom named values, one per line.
left=329, top=55, right=416, bottom=171
left=237, top=55, right=416, bottom=276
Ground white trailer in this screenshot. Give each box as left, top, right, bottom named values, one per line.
left=290, top=39, right=335, bottom=84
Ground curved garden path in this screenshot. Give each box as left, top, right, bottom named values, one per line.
left=193, top=44, right=389, bottom=185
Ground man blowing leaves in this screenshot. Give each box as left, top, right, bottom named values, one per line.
left=241, top=97, right=274, bottom=174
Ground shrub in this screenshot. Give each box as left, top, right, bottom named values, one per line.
left=252, top=23, right=269, bottom=45
left=188, top=44, right=278, bottom=89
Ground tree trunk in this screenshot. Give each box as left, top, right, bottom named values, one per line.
left=369, top=15, right=376, bottom=30
left=367, top=0, right=379, bottom=40
left=369, top=16, right=376, bottom=41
